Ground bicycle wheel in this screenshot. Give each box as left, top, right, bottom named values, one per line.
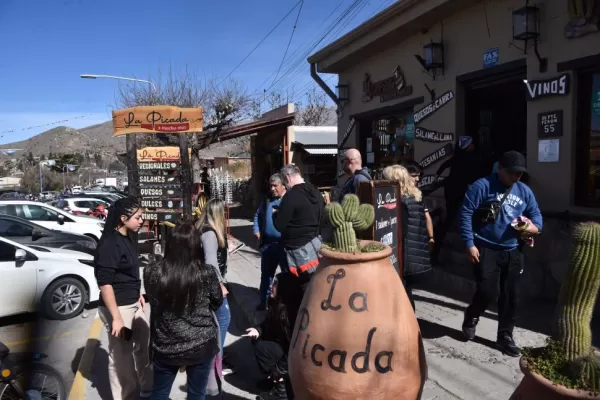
left=0, top=362, right=67, bottom=400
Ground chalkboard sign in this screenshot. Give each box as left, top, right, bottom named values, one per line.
left=358, top=180, right=402, bottom=276
left=538, top=110, right=563, bottom=138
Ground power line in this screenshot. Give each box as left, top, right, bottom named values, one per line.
left=269, top=0, right=304, bottom=90
left=0, top=114, right=97, bottom=137
left=218, top=0, right=303, bottom=86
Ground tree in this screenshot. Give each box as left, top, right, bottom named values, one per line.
left=27, top=151, right=35, bottom=166
left=94, top=153, right=103, bottom=168
left=108, top=160, right=126, bottom=172
left=20, top=166, right=62, bottom=193
left=295, top=85, right=337, bottom=126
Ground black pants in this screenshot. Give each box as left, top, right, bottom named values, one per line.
left=465, top=245, right=524, bottom=337
left=403, top=271, right=431, bottom=311
left=254, top=340, right=288, bottom=377
left=435, top=186, right=466, bottom=247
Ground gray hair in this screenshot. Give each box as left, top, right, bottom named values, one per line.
left=269, top=173, right=284, bottom=184
left=280, top=164, right=300, bottom=177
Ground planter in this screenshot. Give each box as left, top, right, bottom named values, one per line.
left=288, top=241, right=427, bottom=400
left=511, top=357, right=600, bottom=399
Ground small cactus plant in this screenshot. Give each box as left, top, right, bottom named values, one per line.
left=555, top=222, right=600, bottom=361
left=326, top=194, right=374, bottom=253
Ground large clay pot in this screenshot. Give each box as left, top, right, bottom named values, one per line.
left=510, top=358, right=600, bottom=399
left=288, top=241, right=427, bottom=400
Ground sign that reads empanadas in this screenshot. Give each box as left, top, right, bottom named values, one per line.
left=113, top=106, right=203, bottom=136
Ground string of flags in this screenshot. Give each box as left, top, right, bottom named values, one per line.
left=0, top=113, right=97, bottom=136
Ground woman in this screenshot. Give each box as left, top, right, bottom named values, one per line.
left=195, top=199, right=232, bottom=374
left=144, top=222, right=223, bottom=400
left=383, top=165, right=433, bottom=310
left=243, top=273, right=302, bottom=400
left=94, top=197, right=153, bottom=400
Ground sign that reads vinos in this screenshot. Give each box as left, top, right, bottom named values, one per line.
left=525, top=74, right=570, bottom=101
left=414, top=128, right=454, bottom=143
left=142, top=211, right=182, bottom=223
left=112, top=105, right=203, bottom=136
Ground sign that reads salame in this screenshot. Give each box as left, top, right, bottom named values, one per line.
left=139, top=175, right=180, bottom=185
left=418, top=143, right=455, bottom=169
left=113, top=106, right=203, bottom=136
left=415, top=128, right=454, bottom=143
left=138, top=161, right=180, bottom=171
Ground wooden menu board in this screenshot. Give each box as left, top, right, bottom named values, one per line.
left=358, top=180, right=403, bottom=276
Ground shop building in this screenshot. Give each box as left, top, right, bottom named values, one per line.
left=308, top=0, right=600, bottom=300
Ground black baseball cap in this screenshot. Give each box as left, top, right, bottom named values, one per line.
left=499, top=151, right=527, bottom=173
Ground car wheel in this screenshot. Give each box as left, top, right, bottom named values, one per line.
left=41, top=278, right=88, bottom=320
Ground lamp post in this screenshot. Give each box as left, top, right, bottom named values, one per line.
left=80, top=74, right=157, bottom=92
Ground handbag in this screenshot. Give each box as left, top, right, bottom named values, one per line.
left=285, top=203, right=323, bottom=278
left=474, top=184, right=513, bottom=225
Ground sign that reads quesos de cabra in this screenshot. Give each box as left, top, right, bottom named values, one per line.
left=112, top=106, right=203, bottom=136
left=413, top=91, right=455, bottom=124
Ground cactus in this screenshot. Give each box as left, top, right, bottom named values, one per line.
left=570, top=356, right=600, bottom=391
left=555, top=222, right=600, bottom=361
left=326, top=194, right=374, bottom=253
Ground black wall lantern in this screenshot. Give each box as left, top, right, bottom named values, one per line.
left=511, top=0, right=548, bottom=72
left=415, top=41, right=444, bottom=80
left=336, top=84, right=349, bottom=106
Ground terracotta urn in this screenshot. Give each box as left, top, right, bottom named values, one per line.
left=510, top=358, right=600, bottom=399
left=288, top=241, right=427, bottom=400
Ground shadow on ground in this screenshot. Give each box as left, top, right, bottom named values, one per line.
left=229, top=224, right=259, bottom=252
left=71, top=341, right=111, bottom=400
left=418, top=318, right=498, bottom=352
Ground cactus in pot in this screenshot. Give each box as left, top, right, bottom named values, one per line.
left=326, top=194, right=374, bottom=252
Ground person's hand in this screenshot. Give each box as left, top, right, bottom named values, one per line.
left=139, top=295, right=146, bottom=307
left=111, top=317, right=125, bottom=337
left=467, top=246, right=480, bottom=264
left=242, top=328, right=259, bottom=339
left=254, top=232, right=260, bottom=242
left=428, top=238, right=435, bottom=253
left=220, top=283, right=229, bottom=297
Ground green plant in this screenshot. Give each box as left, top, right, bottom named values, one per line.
left=326, top=194, right=374, bottom=253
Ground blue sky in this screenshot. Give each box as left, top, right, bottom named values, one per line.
left=0, top=0, right=396, bottom=145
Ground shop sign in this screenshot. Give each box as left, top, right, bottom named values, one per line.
left=413, top=91, right=455, bottom=124
left=140, top=199, right=183, bottom=209
left=139, top=174, right=180, bottom=185
left=537, top=110, right=563, bottom=138
left=140, top=187, right=182, bottom=198
left=418, top=175, right=446, bottom=194
left=142, top=211, right=182, bottom=222
left=415, top=127, right=454, bottom=143
left=418, top=143, right=454, bottom=169
left=138, top=161, right=180, bottom=171
left=362, top=66, right=413, bottom=103
left=525, top=74, right=570, bottom=101
left=112, top=105, right=203, bottom=136
left=137, top=146, right=191, bottom=161
left=483, top=48, right=499, bottom=68
left=338, top=118, right=356, bottom=150
left=404, top=115, right=415, bottom=143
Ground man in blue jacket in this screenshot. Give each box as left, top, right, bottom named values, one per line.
left=253, top=173, right=287, bottom=311
left=460, top=151, right=542, bottom=357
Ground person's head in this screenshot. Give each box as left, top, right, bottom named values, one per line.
left=202, top=167, right=208, bottom=173
left=341, top=148, right=363, bottom=175
left=280, top=164, right=303, bottom=188
left=404, top=161, right=423, bottom=185
left=497, top=150, right=527, bottom=186
left=195, top=198, right=226, bottom=248
left=101, top=196, right=143, bottom=239
left=383, top=164, right=422, bottom=202
left=458, top=136, right=475, bottom=152
left=155, top=221, right=211, bottom=315
left=269, top=173, right=286, bottom=198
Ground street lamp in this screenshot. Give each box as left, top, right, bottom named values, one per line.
left=80, top=74, right=157, bottom=92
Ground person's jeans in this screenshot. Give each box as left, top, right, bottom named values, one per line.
left=215, top=298, right=231, bottom=355
left=465, top=244, right=524, bottom=337
left=259, top=242, right=285, bottom=303
left=151, top=358, right=213, bottom=400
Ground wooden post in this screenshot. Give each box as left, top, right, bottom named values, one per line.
left=126, top=134, right=138, bottom=198
left=179, top=133, right=193, bottom=221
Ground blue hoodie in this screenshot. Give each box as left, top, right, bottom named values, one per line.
left=253, top=197, right=282, bottom=245
left=460, top=174, right=543, bottom=250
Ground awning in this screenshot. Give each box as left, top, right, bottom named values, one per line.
left=303, top=148, right=338, bottom=155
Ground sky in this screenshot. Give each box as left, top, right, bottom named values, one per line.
left=0, top=0, right=397, bottom=145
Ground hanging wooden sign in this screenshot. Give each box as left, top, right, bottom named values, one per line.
left=139, top=187, right=182, bottom=198
left=413, top=91, right=454, bottom=124
left=415, top=128, right=454, bottom=143
left=139, top=175, right=180, bottom=185
left=142, top=211, right=182, bottom=222
left=140, top=199, right=183, bottom=209
left=418, top=143, right=454, bottom=169
left=137, top=146, right=192, bottom=161
left=113, top=105, right=203, bottom=136
left=338, top=118, right=356, bottom=150
left=418, top=175, right=445, bottom=188
left=138, top=161, right=180, bottom=171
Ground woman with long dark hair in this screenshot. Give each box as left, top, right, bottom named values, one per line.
left=94, top=197, right=153, bottom=400
left=243, top=273, right=302, bottom=400
left=144, top=222, right=222, bottom=400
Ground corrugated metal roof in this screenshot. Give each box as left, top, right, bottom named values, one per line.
left=293, top=126, right=337, bottom=146
left=303, top=148, right=338, bottom=155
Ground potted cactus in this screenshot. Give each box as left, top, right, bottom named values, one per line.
left=512, top=222, right=600, bottom=399
left=288, top=195, right=427, bottom=400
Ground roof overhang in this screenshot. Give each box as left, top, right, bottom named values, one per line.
left=291, top=142, right=338, bottom=155
left=308, top=0, right=479, bottom=73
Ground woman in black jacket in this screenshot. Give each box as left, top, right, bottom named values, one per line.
left=144, top=222, right=223, bottom=400
left=243, top=273, right=303, bottom=400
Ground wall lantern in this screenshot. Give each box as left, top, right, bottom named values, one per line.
left=511, top=0, right=547, bottom=72
left=414, top=41, right=444, bottom=80
left=336, top=84, right=349, bottom=106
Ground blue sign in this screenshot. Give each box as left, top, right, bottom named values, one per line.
left=483, top=48, right=499, bottom=68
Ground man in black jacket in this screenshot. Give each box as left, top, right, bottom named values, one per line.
left=338, top=148, right=371, bottom=202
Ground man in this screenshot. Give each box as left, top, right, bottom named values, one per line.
left=460, top=150, right=542, bottom=357
left=253, top=173, right=287, bottom=311
left=273, top=164, right=324, bottom=292
left=338, top=148, right=371, bottom=202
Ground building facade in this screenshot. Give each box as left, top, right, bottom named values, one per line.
left=309, top=0, right=600, bottom=214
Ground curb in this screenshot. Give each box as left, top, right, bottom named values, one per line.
left=68, top=312, right=103, bottom=400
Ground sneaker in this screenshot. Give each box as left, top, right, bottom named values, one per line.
left=496, top=334, right=521, bottom=357
left=462, top=315, right=479, bottom=341
left=222, top=359, right=235, bottom=376
left=256, top=380, right=288, bottom=400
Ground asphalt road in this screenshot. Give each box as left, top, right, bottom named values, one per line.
left=0, top=305, right=97, bottom=389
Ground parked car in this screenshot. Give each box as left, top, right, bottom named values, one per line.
left=72, top=186, right=83, bottom=194
left=0, top=201, right=104, bottom=241
left=0, top=192, right=27, bottom=200
left=0, top=214, right=97, bottom=255
left=0, top=236, right=99, bottom=320
left=49, top=197, right=109, bottom=214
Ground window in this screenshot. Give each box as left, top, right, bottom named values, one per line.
left=0, top=220, right=33, bottom=237
left=0, top=241, right=16, bottom=262
left=575, top=71, right=600, bottom=207
left=74, top=201, right=93, bottom=208
left=20, top=205, right=60, bottom=222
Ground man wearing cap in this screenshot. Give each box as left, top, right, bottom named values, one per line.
left=459, top=150, right=542, bottom=357
left=432, top=136, right=480, bottom=260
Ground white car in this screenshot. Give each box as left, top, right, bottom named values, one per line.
left=49, top=197, right=109, bottom=214
left=72, top=186, right=83, bottom=194
left=0, top=201, right=104, bottom=241
left=0, top=236, right=99, bottom=320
